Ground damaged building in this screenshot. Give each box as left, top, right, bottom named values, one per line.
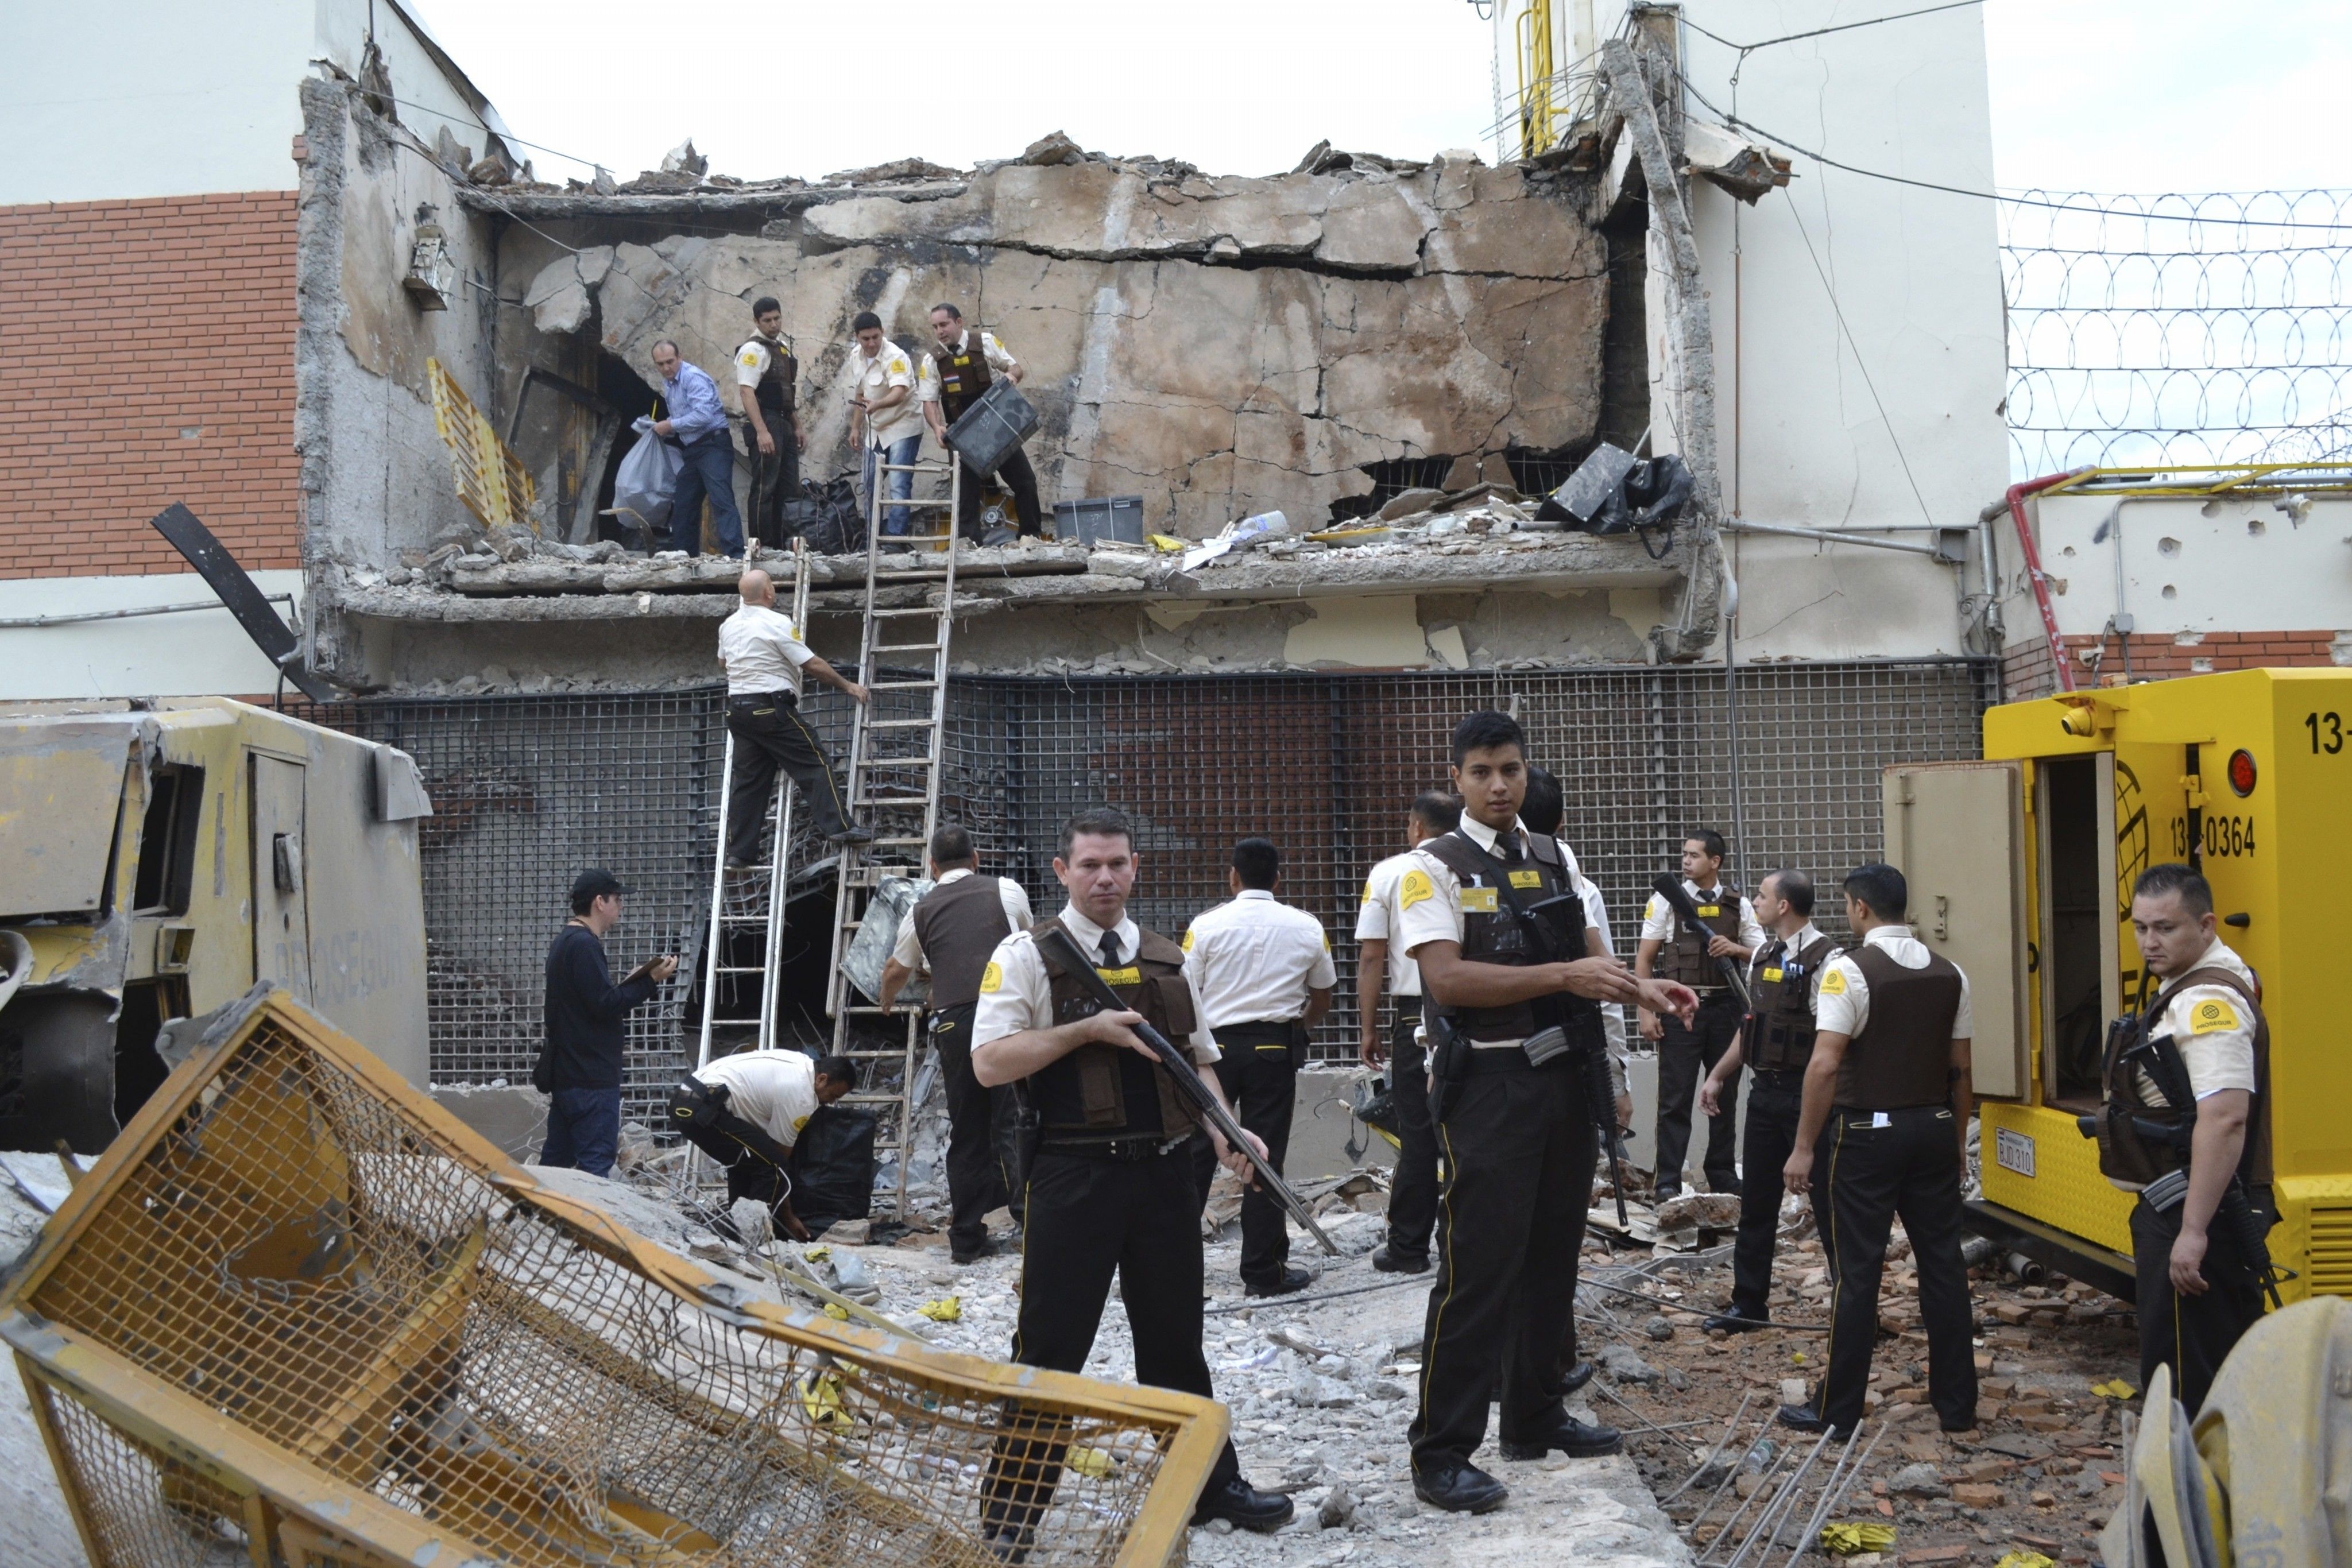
left=7, top=0, right=2030, bottom=1127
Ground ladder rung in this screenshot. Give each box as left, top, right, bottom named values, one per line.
left=864, top=718, right=938, bottom=730
left=870, top=680, right=938, bottom=691
left=869, top=607, right=942, bottom=618
left=872, top=643, right=942, bottom=653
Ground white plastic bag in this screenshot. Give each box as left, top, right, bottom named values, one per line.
left=611, top=417, right=682, bottom=540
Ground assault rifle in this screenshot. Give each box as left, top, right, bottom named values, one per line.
left=1649, top=875, right=1753, bottom=1007
left=1034, top=925, right=1340, bottom=1256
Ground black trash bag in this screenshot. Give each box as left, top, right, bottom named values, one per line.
left=784, top=1102, right=877, bottom=1234
left=1538, top=447, right=1695, bottom=548
left=782, top=474, right=866, bottom=556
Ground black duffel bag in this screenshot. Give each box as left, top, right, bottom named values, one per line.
left=785, top=1102, right=877, bottom=1233
left=781, top=474, right=867, bottom=557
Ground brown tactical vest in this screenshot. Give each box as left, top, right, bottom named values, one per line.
left=1415, top=829, right=1600, bottom=1046
left=738, top=335, right=798, bottom=415
left=1746, top=933, right=1838, bottom=1071
left=930, top=328, right=993, bottom=422
left=1029, top=918, right=1200, bottom=1143
left=1833, top=944, right=1964, bottom=1110
left=1661, top=884, right=1745, bottom=987
left=910, top=874, right=1015, bottom=1012
left=2095, top=965, right=2272, bottom=1188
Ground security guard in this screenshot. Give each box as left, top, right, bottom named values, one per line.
left=1780, top=863, right=1977, bottom=1438
left=733, top=296, right=802, bottom=549
left=877, top=825, right=1035, bottom=1264
left=2098, top=862, right=2272, bottom=1415
left=1397, top=711, right=1697, bottom=1513
left=668, top=1050, right=857, bottom=1240
left=970, top=807, right=1291, bottom=1543
left=1185, top=837, right=1335, bottom=1297
left=1355, top=791, right=1463, bottom=1275
left=716, top=569, right=872, bottom=862
left=920, top=301, right=1044, bottom=541
left=1697, top=869, right=1838, bottom=1332
left=1638, top=829, right=1765, bottom=1201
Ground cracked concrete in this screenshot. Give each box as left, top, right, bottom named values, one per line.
left=505, top=150, right=1606, bottom=540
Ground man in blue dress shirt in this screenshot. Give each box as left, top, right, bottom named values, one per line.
left=651, top=339, right=744, bottom=557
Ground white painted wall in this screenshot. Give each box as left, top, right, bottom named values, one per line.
left=2005, top=491, right=2352, bottom=642
left=0, top=0, right=510, bottom=204
left=0, top=572, right=305, bottom=699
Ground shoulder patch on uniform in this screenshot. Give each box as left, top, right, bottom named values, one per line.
left=1399, top=869, right=1435, bottom=910
left=2188, top=996, right=2239, bottom=1035
left=1181, top=929, right=1195, bottom=952
left=1322, top=933, right=1332, bottom=951
left=1819, top=968, right=1848, bottom=997
left=1361, top=877, right=1376, bottom=904
left=738, top=349, right=761, bottom=366
left=978, top=962, right=1003, bottom=994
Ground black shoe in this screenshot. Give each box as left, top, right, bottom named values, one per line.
left=1189, top=1476, right=1294, bottom=1532
left=1372, top=1244, right=1430, bottom=1274
left=1413, top=1460, right=1508, bottom=1513
left=1560, top=1359, right=1596, bottom=1395
left=1242, top=1264, right=1313, bottom=1298
left=1653, top=1186, right=1682, bottom=1206
left=951, top=1237, right=999, bottom=1265
left=981, top=1523, right=1034, bottom=1564
left=827, top=825, right=876, bottom=845
left=1498, top=1411, right=1621, bottom=1461
left=1775, top=1403, right=1853, bottom=1438
left=1703, top=1310, right=1767, bottom=1334
left=1940, top=1410, right=1980, bottom=1433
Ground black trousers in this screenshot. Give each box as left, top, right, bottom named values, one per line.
left=1190, top=1021, right=1299, bottom=1288
left=1815, top=1105, right=1977, bottom=1431
left=724, top=693, right=849, bottom=862
left=1384, top=1013, right=1439, bottom=1261
left=954, top=446, right=1044, bottom=537
left=2130, top=1194, right=2265, bottom=1415
left=1728, top=1070, right=1827, bottom=1318
left=744, top=417, right=800, bottom=548
left=667, top=1078, right=794, bottom=1213
left=1654, top=993, right=1744, bottom=1195
left=982, top=1147, right=1241, bottom=1538
left=931, top=1002, right=1010, bottom=1254
left=1410, top=1056, right=1595, bottom=1473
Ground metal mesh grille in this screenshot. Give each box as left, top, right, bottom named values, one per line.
left=299, top=659, right=1989, bottom=1087
left=13, top=999, right=1211, bottom=1567
left=32, top=1380, right=253, bottom=1567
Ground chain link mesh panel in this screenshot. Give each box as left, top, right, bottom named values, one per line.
left=5, top=995, right=1216, bottom=1567
left=300, top=659, right=1989, bottom=1087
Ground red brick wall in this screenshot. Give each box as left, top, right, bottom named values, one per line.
left=2001, top=629, right=2345, bottom=700
left=0, top=192, right=300, bottom=580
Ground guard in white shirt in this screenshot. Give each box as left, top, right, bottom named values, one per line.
left=1398, top=711, right=1697, bottom=1515
left=2095, top=863, right=2273, bottom=1414
left=878, top=824, right=1036, bottom=1263
left=1778, top=863, right=1977, bottom=1438
left=717, top=568, right=872, bottom=864
left=1356, top=791, right=1463, bottom=1274
left=733, top=296, right=802, bottom=547
left=1185, top=837, right=1336, bottom=1298
left=668, top=1049, right=857, bottom=1240
left=1637, top=829, right=1767, bottom=1199
left=920, top=301, right=1043, bottom=540
left=969, top=808, right=1292, bottom=1542
left=1696, top=868, right=1839, bottom=1332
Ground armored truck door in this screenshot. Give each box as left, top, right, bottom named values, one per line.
left=249, top=753, right=312, bottom=1001
left=1882, top=760, right=2029, bottom=1098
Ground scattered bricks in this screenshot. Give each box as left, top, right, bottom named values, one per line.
left=1901, top=1547, right=1968, bottom=1564
left=1951, top=1482, right=2003, bottom=1508
left=1960, top=1459, right=2016, bottom=1482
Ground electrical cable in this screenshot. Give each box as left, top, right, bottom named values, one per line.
left=1580, top=1271, right=1830, bottom=1333
left=1679, top=1, right=1982, bottom=58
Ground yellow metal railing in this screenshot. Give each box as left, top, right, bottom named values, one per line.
left=2038, top=462, right=2352, bottom=500
left=2, top=990, right=1224, bottom=1568
left=1515, top=0, right=1558, bottom=158
left=427, top=357, right=537, bottom=532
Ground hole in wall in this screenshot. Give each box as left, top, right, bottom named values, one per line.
left=2157, top=537, right=2180, bottom=557
left=586, top=350, right=665, bottom=548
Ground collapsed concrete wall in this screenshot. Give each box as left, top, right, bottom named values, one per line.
left=506, top=149, right=1608, bottom=539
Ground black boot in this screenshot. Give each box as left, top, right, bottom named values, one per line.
left=1190, top=1476, right=1294, bottom=1532
left=1498, top=1409, right=1622, bottom=1461
left=1413, top=1459, right=1508, bottom=1513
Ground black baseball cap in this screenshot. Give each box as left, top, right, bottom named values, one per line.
left=570, top=868, right=629, bottom=904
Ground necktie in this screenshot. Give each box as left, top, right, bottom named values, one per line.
left=1098, top=930, right=1123, bottom=969
left=1495, top=831, right=1524, bottom=866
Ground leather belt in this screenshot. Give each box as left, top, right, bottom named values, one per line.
left=728, top=690, right=796, bottom=707
left=1039, top=1136, right=1185, bottom=1161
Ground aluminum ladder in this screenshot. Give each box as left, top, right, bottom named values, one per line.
left=824, top=455, right=965, bottom=1213
left=696, top=537, right=814, bottom=1073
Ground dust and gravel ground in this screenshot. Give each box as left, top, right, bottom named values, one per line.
left=0, top=1151, right=2144, bottom=1568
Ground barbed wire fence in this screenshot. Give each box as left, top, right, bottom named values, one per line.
left=2003, top=188, right=2352, bottom=476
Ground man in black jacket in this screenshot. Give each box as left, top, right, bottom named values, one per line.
left=539, top=869, right=675, bottom=1176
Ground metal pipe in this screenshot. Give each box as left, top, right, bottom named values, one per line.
left=2005, top=1250, right=2047, bottom=1285
left=1722, top=1428, right=1830, bottom=1567
left=1699, top=1440, right=1792, bottom=1563
left=0, top=593, right=295, bottom=631
left=1659, top=1391, right=1758, bottom=1505
left=1719, top=520, right=1951, bottom=558
left=1684, top=1424, right=1771, bottom=1545
left=1992, top=470, right=2090, bottom=692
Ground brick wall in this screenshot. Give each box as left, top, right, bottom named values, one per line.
left=2001, top=629, right=2349, bottom=700
left=0, top=192, right=300, bottom=580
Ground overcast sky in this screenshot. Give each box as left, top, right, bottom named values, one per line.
left=407, top=0, right=2348, bottom=195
